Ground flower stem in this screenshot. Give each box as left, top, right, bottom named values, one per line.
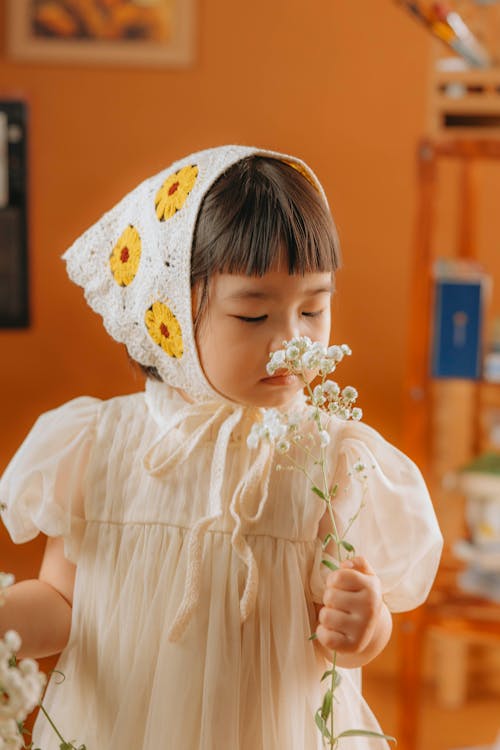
left=38, top=703, right=71, bottom=747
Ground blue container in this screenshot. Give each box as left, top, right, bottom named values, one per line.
left=431, top=279, right=483, bottom=379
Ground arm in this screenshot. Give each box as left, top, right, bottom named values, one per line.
left=0, top=537, right=76, bottom=659
left=315, top=556, right=392, bottom=669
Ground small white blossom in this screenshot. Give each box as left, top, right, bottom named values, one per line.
left=0, top=574, right=14, bottom=590
left=0, top=630, right=46, bottom=727
left=277, top=439, right=291, bottom=454
left=351, top=407, right=363, bottom=421
left=342, top=386, right=358, bottom=403
left=285, top=345, right=300, bottom=362
left=318, top=358, right=335, bottom=376
left=266, top=349, right=287, bottom=375
left=337, top=407, right=350, bottom=420
left=3, top=632, right=21, bottom=654
left=322, top=380, right=340, bottom=398
left=326, top=345, right=344, bottom=362
left=340, top=344, right=352, bottom=356
left=0, top=574, right=14, bottom=607
left=312, top=385, right=326, bottom=406
left=0, top=718, right=23, bottom=750
left=319, top=430, right=331, bottom=447
left=301, top=350, right=320, bottom=370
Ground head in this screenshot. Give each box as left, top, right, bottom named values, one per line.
left=187, top=156, right=340, bottom=407
left=64, top=145, right=340, bottom=406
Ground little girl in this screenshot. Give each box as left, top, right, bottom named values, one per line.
left=0, top=145, right=442, bottom=750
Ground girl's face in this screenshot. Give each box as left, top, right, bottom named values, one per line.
left=194, top=261, right=334, bottom=408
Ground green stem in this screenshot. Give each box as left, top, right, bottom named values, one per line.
left=330, top=651, right=337, bottom=748
left=283, top=452, right=317, bottom=487
left=38, top=703, right=71, bottom=747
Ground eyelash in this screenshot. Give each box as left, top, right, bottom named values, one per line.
left=236, top=311, right=324, bottom=323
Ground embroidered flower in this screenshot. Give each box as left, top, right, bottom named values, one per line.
left=155, top=165, right=198, bottom=221
left=145, top=301, right=183, bottom=358
left=109, top=225, right=141, bottom=286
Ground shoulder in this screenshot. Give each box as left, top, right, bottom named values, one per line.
left=26, top=390, right=150, bottom=444
left=327, top=416, right=423, bottom=483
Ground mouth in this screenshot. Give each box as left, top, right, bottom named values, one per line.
left=260, top=370, right=299, bottom=386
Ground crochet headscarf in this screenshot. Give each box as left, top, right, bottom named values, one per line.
left=63, top=144, right=328, bottom=403
left=63, top=145, right=331, bottom=640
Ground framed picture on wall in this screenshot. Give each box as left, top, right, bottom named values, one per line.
left=6, top=0, right=196, bottom=67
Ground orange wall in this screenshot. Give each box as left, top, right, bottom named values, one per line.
left=0, top=1, right=431, bottom=576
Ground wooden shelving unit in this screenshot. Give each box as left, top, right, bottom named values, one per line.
left=398, top=137, right=500, bottom=750
left=428, top=0, right=500, bottom=139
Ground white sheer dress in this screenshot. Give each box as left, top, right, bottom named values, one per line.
left=1, top=380, right=442, bottom=750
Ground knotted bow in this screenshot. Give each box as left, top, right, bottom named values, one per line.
left=143, top=392, right=275, bottom=641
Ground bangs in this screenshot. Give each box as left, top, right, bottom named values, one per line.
left=191, top=156, right=341, bottom=283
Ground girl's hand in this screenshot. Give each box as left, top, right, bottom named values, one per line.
left=316, top=556, right=392, bottom=666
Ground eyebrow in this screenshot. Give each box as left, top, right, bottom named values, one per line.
left=223, top=284, right=335, bottom=301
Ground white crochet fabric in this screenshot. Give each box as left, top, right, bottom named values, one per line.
left=63, top=144, right=327, bottom=403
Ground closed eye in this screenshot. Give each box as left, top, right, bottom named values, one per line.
left=235, top=315, right=268, bottom=323
left=302, top=310, right=324, bottom=318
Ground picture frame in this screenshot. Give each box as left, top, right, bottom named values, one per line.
left=6, top=1, right=196, bottom=67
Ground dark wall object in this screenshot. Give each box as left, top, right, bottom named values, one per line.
left=0, top=100, right=28, bottom=328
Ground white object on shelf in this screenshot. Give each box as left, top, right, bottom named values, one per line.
left=458, top=471, right=500, bottom=548
left=454, top=539, right=500, bottom=571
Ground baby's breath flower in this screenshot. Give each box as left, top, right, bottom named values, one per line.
left=319, top=358, right=335, bottom=376
left=342, top=386, right=358, bottom=403
left=301, top=350, right=320, bottom=370
left=266, top=349, right=287, bottom=375
left=0, top=629, right=46, bottom=728
left=3, top=631, right=21, bottom=654
left=351, top=407, right=363, bottom=421
left=322, top=380, right=340, bottom=399
left=319, top=430, right=330, bottom=447
left=0, top=718, right=23, bottom=750
left=337, top=407, right=350, bottom=420
left=285, top=345, right=300, bottom=362
left=0, top=573, right=14, bottom=588
left=277, top=439, right=291, bottom=454
left=340, top=344, right=352, bottom=356
left=312, top=385, right=326, bottom=406
left=326, top=345, right=344, bottom=362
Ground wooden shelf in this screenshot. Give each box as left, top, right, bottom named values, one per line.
left=399, top=137, right=500, bottom=750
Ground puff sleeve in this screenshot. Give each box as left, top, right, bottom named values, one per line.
left=326, top=419, right=443, bottom=612
left=0, top=397, right=101, bottom=564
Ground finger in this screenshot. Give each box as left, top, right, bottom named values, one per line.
left=318, top=607, right=352, bottom=636
left=347, top=556, right=376, bottom=576
left=316, top=622, right=356, bottom=653
left=326, top=568, right=370, bottom=593
left=322, top=588, right=360, bottom=613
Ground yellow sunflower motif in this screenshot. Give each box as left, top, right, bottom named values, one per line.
left=155, top=164, right=199, bottom=221
left=109, top=225, right=142, bottom=286
left=145, top=301, right=183, bottom=358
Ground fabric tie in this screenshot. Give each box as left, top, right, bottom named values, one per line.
left=142, top=398, right=275, bottom=641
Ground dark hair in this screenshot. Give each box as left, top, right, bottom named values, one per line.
left=139, top=155, right=341, bottom=381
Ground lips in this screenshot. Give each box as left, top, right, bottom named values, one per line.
left=261, top=370, right=298, bottom=386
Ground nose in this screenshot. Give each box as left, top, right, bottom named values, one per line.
left=269, top=315, right=300, bottom=352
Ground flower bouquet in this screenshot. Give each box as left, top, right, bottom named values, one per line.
left=248, top=337, right=395, bottom=749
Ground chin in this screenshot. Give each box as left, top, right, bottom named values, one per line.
left=255, top=389, right=303, bottom=409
